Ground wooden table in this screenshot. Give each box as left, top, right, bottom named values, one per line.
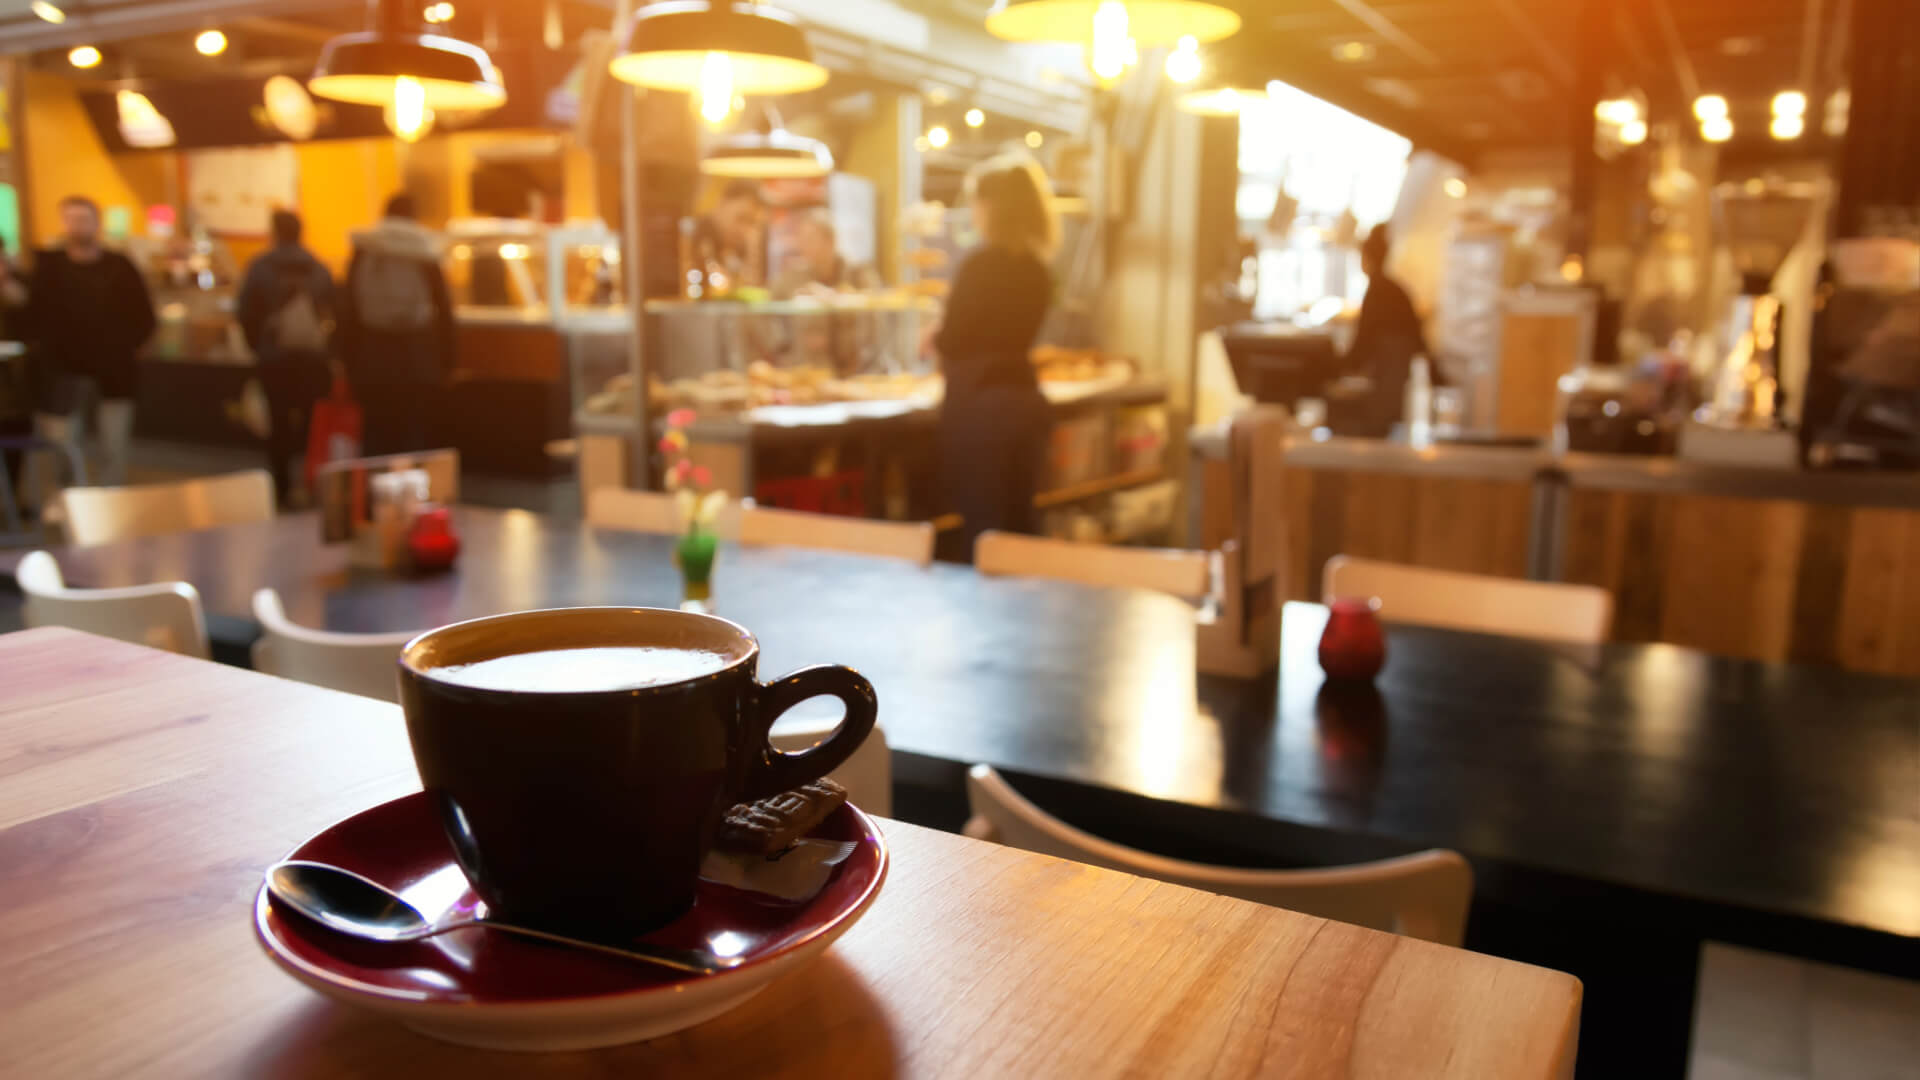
left=0, top=628, right=1579, bottom=1078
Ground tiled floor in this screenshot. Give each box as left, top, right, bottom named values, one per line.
left=1690, top=944, right=1920, bottom=1080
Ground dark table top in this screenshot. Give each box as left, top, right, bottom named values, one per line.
left=12, top=507, right=1918, bottom=964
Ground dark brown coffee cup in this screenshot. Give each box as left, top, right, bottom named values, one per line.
left=397, top=606, right=877, bottom=939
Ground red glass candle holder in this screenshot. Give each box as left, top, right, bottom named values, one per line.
left=407, top=506, right=461, bottom=573
left=1319, top=597, right=1386, bottom=682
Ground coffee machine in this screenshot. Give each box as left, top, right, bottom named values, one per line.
left=1698, top=182, right=1816, bottom=428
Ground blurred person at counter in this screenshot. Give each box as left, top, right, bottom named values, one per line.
left=692, top=179, right=767, bottom=290
left=237, top=209, right=334, bottom=506
left=1334, top=224, right=1434, bottom=433
left=18, top=195, right=155, bottom=487
left=0, top=249, right=30, bottom=507
left=337, top=194, right=454, bottom=455
left=933, top=155, right=1059, bottom=553
left=771, top=212, right=877, bottom=298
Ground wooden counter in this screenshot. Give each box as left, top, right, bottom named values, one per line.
left=1202, top=435, right=1920, bottom=676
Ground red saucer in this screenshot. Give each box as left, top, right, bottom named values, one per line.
left=254, top=791, right=887, bottom=1050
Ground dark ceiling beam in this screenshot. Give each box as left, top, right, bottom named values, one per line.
left=230, top=16, right=339, bottom=46
left=1488, top=0, right=1575, bottom=86
left=1648, top=0, right=1703, bottom=104
left=0, top=0, right=341, bottom=55
left=1323, top=0, right=1442, bottom=68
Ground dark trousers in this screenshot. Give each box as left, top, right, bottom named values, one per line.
left=938, top=385, right=1051, bottom=561
left=259, top=354, right=331, bottom=505
left=356, top=380, right=436, bottom=457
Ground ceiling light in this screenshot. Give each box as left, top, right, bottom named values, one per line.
left=703, top=126, right=833, bottom=178
left=263, top=75, right=318, bottom=140
left=985, top=0, right=1241, bottom=46
left=610, top=2, right=828, bottom=97
left=1025, top=130, right=1044, bottom=149
left=698, top=51, right=734, bottom=125
left=1771, top=90, right=1806, bottom=117
left=1088, top=1, right=1131, bottom=82
left=1176, top=83, right=1264, bottom=116
left=116, top=90, right=175, bottom=148
left=1443, top=177, right=1466, bottom=198
left=423, top=2, right=455, bottom=23
left=195, top=30, right=228, bottom=56
left=927, top=86, right=951, bottom=106
left=1824, top=89, right=1849, bottom=137
left=384, top=75, right=435, bottom=141
left=1331, top=40, right=1374, bottom=63
left=1693, top=94, right=1728, bottom=122
left=926, top=124, right=951, bottom=149
left=914, top=135, right=931, bottom=153
left=1164, top=34, right=1201, bottom=84
left=31, top=2, right=65, bottom=24
left=965, top=107, right=986, bottom=128
left=1620, top=119, right=1647, bottom=145
left=68, top=45, right=101, bottom=69
left=1769, top=112, right=1803, bottom=140
left=310, top=0, right=505, bottom=112
left=1594, top=98, right=1638, bottom=125
left=1701, top=115, right=1733, bottom=143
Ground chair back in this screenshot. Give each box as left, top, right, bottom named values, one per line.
left=739, top=506, right=934, bottom=566
left=586, top=487, right=743, bottom=538
left=14, top=550, right=210, bottom=659
left=1322, top=556, right=1613, bottom=645
left=770, top=717, right=891, bottom=817
left=60, top=469, right=274, bottom=546
left=250, top=589, right=418, bottom=703
left=965, top=765, right=1472, bottom=946
left=974, top=530, right=1211, bottom=599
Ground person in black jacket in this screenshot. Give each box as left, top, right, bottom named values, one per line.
left=933, top=156, right=1060, bottom=557
left=336, top=194, right=454, bottom=455
left=21, top=195, right=156, bottom=487
left=1343, top=224, right=1432, bottom=433
left=237, top=209, right=335, bottom=505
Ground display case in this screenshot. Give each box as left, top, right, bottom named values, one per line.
left=447, top=219, right=626, bottom=323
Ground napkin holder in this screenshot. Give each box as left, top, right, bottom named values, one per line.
left=1197, top=406, right=1288, bottom=677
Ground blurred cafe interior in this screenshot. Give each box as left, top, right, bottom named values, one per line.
left=0, top=1, right=1914, bottom=1078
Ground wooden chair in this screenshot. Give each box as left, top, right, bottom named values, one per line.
left=740, top=506, right=935, bottom=567
left=250, top=589, right=419, bottom=703
left=974, top=530, right=1211, bottom=600
left=964, top=764, right=1472, bottom=946
left=14, top=550, right=210, bottom=659
left=586, top=488, right=741, bottom=538
left=770, top=717, right=892, bottom=817
left=60, top=469, right=274, bottom=547
left=1323, top=556, right=1613, bottom=645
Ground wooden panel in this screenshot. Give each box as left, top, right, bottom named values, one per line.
left=0, top=628, right=1583, bottom=1079
left=1281, top=466, right=1535, bottom=602
left=1836, top=508, right=1920, bottom=675
left=1495, top=312, right=1580, bottom=437
left=1660, top=496, right=1809, bottom=663
left=454, top=323, right=564, bottom=381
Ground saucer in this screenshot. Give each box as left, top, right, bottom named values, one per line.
left=254, top=792, right=888, bottom=1051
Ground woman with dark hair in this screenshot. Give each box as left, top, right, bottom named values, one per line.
left=934, top=155, right=1059, bottom=556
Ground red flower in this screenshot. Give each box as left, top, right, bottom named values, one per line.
left=665, top=408, right=697, bottom=429
left=691, top=465, right=713, bottom=488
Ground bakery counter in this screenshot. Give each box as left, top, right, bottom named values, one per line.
left=1195, top=430, right=1920, bottom=675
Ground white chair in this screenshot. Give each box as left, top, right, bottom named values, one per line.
left=771, top=717, right=891, bottom=817
left=60, top=469, right=275, bottom=546
left=974, top=530, right=1212, bottom=600
left=587, top=487, right=740, bottom=538
left=740, top=506, right=935, bottom=567
left=1322, top=556, right=1614, bottom=645
left=964, top=765, right=1472, bottom=946
left=14, top=550, right=210, bottom=659
left=250, top=589, right=418, bottom=703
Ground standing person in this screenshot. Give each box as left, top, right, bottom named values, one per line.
left=236, top=209, right=334, bottom=506
left=336, top=194, right=453, bottom=455
left=21, top=195, right=156, bottom=487
left=1340, top=224, right=1432, bottom=433
left=692, top=179, right=766, bottom=289
left=933, top=155, right=1059, bottom=556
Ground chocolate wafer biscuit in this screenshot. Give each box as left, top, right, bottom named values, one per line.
left=716, top=777, right=848, bottom=856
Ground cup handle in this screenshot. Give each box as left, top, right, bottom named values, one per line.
left=742, top=665, right=878, bottom=801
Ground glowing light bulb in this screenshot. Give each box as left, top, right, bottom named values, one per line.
left=1025, top=130, right=1044, bottom=149
left=1165, top=35, right=1201, bottom=84
left=1701, top=115, right=1733, bottom=143
left=1089, top=1, right=1130, bottom=82
left=68, top=45, right=101, bottom=69
left=1620, top=119, right=1648, bottom=145
left=1770, top=112, right=1803, bottom=139
left=389, top=75, right=433, bottom=142
left=1444, top=177, right=1467, bottom=198
left=927, top=124, right=951, bottom=150
left=31, top=2, right=65, bottom=24
left=195, top=30, right=227, bottom=56
left=698, top=51, right=734, bottom=126
left=965, top=107, right=985, bottom=128
left=1693, top=94, right=1728, bottom=122
left=1772, top=90, right=1806, bottom=117
left=423, top=2, right=454, bottom=23
left=1594, top=98, right=1638, bottom=125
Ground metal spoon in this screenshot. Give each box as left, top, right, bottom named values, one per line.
left=264, top=860, right=743, bottom=975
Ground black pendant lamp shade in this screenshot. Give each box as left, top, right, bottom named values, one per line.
left=703, top=126, right=832, bottom=178
left=309, top=0, right=506, bottom=111
left=610, top=1, right=829, bottom=95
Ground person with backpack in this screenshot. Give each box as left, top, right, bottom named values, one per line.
left=237, top=209, right=335, bottom=506
left=336, top=194, right=454, bottom=456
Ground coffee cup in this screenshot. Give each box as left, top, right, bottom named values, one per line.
left=397, top=606, right=877, bottom=938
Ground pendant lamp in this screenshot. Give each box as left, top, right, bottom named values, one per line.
left=985, top=0, right=1240, bottom=47
left=310, top=0, right=505, bottom=112
left=702, top=108, right=832, bottom=178
left=610, top=2, right=828, bottom=97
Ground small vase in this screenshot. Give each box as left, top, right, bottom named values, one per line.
left=1319, top=597, right=1386, bottom=682
left=675, top=527, right=717, bottom=613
